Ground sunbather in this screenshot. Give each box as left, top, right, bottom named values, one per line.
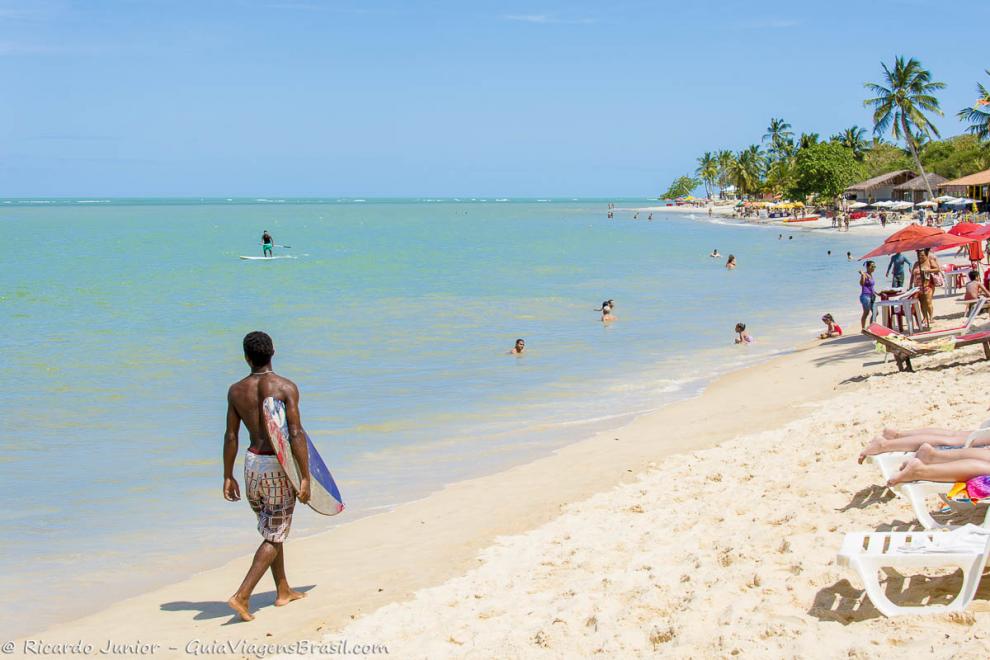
left=887, top=449, right=990, bottom=503
left=858, top=427, right=990, bottom=464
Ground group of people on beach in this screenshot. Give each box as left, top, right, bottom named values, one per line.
left=855, top=248, right=982, bottom=331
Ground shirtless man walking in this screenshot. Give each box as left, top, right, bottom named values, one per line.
left=223, top=331, right=311, bottom=621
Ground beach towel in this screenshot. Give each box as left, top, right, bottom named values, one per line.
left=896, top=524, right=990, bottom=554
left=947, top=475, right=990, bottom=504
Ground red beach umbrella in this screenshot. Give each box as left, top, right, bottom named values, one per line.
left=943, top=222, right=990, bottom=261
left=859, top=225, right=972, bottom=260
left=946, top=222, right=990, bottom=242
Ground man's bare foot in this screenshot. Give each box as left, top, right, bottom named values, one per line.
left=887, top=457, right=924, bottom=487
left=858, top=436, right=887, bottom=464
left=228, top=595, right=254, bottom=621
left=274, top=589, right=306, bottom=607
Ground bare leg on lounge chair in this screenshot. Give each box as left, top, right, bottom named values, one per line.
left=882, top=427, right=970, bottom=440
left=915, top=443, right=990, bottom=464
left=888, top=456, right=990, bottom=487
left=858, top=435, right=969, bottom=463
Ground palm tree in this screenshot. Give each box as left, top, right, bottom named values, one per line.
left=695, top=152, right=718, bottom=199
left=764, top=157, right=795, bottom=197
left=762, top=117, right=794, bottom=160
left=729, top=145, right=766, bottom=196
left=798, top=132, right=820, bottom=149
left=831, top=126, right=869, bottom=160
left=864, top=56, right=945, bottom=199
left=958, top=69, right=990, bottom=142
left=716, top=149, right=736, bottom=197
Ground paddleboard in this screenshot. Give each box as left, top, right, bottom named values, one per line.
left=261, top=397, right=344, bottom=516
left=239, top=255, right=297, bottom=260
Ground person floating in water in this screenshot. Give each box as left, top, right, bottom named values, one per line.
left=725, top=254, right=736, bottom=270
left=648, top=213, right=653, bottom=221
left=846, top=251, right=853, bottom=261
left=595, top=299, right=616, bottom=323
left=508, top=338, right=526, bottom=355
left=262, top=230, right=274, bottom=258
left=224, top=331, right=311, bottom=621
left=710, top=249, right=721, bottom=259
left=734, top=323, right=753, bottom=344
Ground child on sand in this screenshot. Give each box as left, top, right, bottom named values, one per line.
left=819, top=313, right=842, bottom=339
left=734, top=323, right=752, bottom=344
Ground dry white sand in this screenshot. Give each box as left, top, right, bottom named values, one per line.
left=320, top=300, right=990, bottom=659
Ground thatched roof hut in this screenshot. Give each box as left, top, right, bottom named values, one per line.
left=892, top=173, right=947, bottom=202
left=844, top=170, right=915, bottom=202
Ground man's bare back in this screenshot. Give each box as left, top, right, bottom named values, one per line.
left=227, top=372, right=300, bottom=454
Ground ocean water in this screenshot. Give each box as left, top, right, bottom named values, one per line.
left=0, top=199, right=880, bottom=637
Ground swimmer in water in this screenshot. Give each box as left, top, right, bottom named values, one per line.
left=710, top=249, right=721, bottom=259
left=725, top=254, right=737, bottom=270
left=508, top=338, right=525, bottom=355
left=595, top=299, right=616, bottom=323
left=734, top=323, right=753, bottom=344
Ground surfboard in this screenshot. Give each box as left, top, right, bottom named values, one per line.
left=239, top=255, right=297, bottom=260
left=261, top=397, right=345, bottom=516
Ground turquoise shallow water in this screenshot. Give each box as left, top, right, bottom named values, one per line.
left=0, top=199, right=879, bottom=637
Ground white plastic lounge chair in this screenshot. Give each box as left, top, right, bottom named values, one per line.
left=909, top=297, right=987, bottom=340
left=868, top=427, right=990, bottom=530
left=838, top=525, right=990, bottom=617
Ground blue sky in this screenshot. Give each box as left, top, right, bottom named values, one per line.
left=0, top=0, right=987, bottom=197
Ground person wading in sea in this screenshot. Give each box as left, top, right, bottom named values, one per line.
left=223, top=331, right=311, bottom=621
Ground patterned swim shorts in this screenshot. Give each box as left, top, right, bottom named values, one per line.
left=244, top=452, right=296, bottom=543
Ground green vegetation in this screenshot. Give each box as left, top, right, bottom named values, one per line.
left=862, top=142, right=913, bottom=178
left=672, top=58, right=990, bottom=204
left=788, top=142, right=866, bottom=202
left=661, top=175, right=701, bottom=200
left=919, top=135, right=990, bottom=180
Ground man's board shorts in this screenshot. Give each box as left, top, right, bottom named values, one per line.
left=244, top=452, right=295, bottom=543
left=263, top=242, right=273, bottom=252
